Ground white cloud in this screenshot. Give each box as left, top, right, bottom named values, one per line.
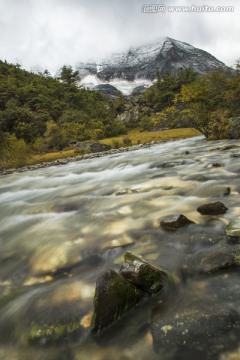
left=0, top=0, right=239, bottom=73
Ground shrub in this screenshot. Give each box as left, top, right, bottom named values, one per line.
left=0, top=134, right=29, bottom=169
left=122, top=137, right=132, bottom=146
left=111, top=139, right=122, bottom=149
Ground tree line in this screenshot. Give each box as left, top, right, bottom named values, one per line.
left=0, top=58, right=239, bottom=169
left=0, top=61, right=126, bottom=168
left=137, top=64, right=240, bottom=139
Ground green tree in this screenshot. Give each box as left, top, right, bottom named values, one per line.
left=58, top=66, right=80, bottom=85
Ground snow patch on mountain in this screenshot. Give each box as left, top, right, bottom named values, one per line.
left=100, top=38, right=166, bottom=68
left=77, top=37, right=229, bottom=96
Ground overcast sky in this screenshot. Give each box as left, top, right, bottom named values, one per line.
left=0, top=0, right=239, bottom=73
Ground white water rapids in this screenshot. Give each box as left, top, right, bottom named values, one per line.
left=0, top=135, right=240, bottom=359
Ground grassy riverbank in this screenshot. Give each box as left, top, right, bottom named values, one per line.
left=28, top=128, right=199, bottom=165
left=1, top=128, right=201, bottom=171
left=27, top=128, right=200, bottom=166
left=99, top=128, right=201, bottom=146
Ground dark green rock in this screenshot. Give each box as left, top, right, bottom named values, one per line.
left=160, top=214, right=195, bottom=231
left=91, top=269, right=143, bottom=334
left=197, top=201, right=228, bottom=215
left=120, top=252, right=177, bottom=294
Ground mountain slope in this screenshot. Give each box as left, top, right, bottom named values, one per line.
left=77, top=37, right=230, bottom=95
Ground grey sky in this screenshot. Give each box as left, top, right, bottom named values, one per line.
left=0, top=0, right=239, bottom=73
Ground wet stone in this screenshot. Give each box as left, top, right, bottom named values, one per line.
left=151, top=306, right=240, bottom=360
left=184, top=174, right=208, bottom=182
left=120, top=252, right=173, bottom=294
left=51, top=203, right=79, bottom=213
left=226, top=220, right=240, bottom=243
left=211, top=163, right=222, bottom=167
left=197, top=201, right=228, bottom=215
left=160, top=214, right=195, bottom=231
left=231, top=153, right=240, bottom=158
left=149, top=161, right=183, bottom=169
left=182, top=245, right=240, bottom=275
left=224, top=187, right=231, bottom=196
left=91, top=269, right=143, bottom=334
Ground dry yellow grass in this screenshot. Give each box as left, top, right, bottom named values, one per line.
left=27, top=149, right=76, bottom=165
left=100, top=128, right=201, bottom=146
left=27, top=128, right=200, bottom=167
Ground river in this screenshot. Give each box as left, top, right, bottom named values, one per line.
left=1, top=135, right=240, bottom=359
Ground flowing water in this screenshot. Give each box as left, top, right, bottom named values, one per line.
left=1, top=136, right=240, bottom=359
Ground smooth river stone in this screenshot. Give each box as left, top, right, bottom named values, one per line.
left=197, top=201, right=228, bottom=215
left=160, top=214, right=195, bottom=231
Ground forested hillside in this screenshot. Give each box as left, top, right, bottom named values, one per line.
left=0, top=61, right=126, bottom=168
left=0, top=59, right=239, bottom=170
left=136, top=65, right=240, bottom=138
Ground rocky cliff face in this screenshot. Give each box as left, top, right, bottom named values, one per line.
left=77, top=37, right=229, bottom=96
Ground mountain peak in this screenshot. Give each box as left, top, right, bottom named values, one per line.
left=77, top=37, right=229, bottom=96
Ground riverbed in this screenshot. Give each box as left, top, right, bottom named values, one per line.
left=1, top=135, right=240, bottom=359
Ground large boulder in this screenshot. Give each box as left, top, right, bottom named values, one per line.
left=120, top=252, right=176, bottom=294
left=91, top=269, right=143, bottom=334
left=228, top=117, right=240, bottom=139
left=91, top=253, right=178, bottom=334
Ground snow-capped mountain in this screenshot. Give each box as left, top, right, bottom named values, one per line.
left=77, top=37, right=229, bottom=96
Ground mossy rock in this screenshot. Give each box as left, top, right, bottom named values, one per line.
left=91, top=269, right=143, bottom=334
left=27, top=320, right=84, bottom=346
left=120, top=252, right=178, bottom=293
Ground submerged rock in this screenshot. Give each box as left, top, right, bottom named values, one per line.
left=50, top=202, right=79, bottom=213
left=197, top=201, right=228, bottom=215
left=160, top=214, right=195, bottom=231
left=193, top=184, right=231, bottom=197
left=120, top=252, right=174, bottom=294
left=91, top=269, right=143, bottom=334
left=211, top=163, right=222, bottom=168
left=183, top=246, right=240, bottom=275
left=226, top=220, right=240, bottom=242
left=151, top=306, right=240, bottom=360
left=28, top=320, right=84, bottom=346
left=150, top=161, right=184, bottom=169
